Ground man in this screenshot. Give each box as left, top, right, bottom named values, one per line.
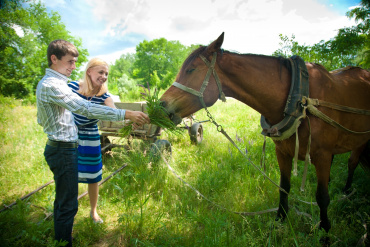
left=36, top=39, right=150, bottom=246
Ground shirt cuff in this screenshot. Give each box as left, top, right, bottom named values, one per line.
left=121, top=109, right=126, bottom=120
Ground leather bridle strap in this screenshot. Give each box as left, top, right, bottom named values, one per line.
left=172, top=52, right=226, bottom=109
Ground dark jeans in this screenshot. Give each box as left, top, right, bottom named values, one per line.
left=44, top=144, right=78, bottom=247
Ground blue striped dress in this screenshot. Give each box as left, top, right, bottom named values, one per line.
left=68, top=81, right=110, bottom=184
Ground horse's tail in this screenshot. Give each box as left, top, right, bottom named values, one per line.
left=359, top=140, right=370, bottom=175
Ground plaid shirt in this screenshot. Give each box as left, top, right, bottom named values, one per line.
left=36, top=68, right=125, bottom=142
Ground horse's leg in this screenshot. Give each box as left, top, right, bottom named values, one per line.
left=328, top=154, right=334, bottom=185
left=312, top=152, right=332, bottom=232
left=343, top=144, right=366, bottom=193
left=275, top=148, right=293, bottom=220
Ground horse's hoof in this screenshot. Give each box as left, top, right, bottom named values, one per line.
left=275, top=215, right=285, bottom=222
left=319, top=221, right=331, bottom=233
left=319, top=236, right=331, bottom=247
left=343, top=187, right=351, bottom=195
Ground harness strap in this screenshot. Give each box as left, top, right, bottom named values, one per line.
left=172, top=82, right=204, bottom=98
left=300, top=115, right=311, bottom=191
left=304, top=97, right=370, bottom=134
left=310, top=98, right=370, bottom=115
left=199, top=52, right=226, bottom=102
left=172, top=52, right=226, bottom=109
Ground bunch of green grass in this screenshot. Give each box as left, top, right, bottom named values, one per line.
left=119, top=122, right=133, bottom=137
left=119, top=84, right=182, bottom=137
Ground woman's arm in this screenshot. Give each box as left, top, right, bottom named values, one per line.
left=104, top=96, right=116, bottom=109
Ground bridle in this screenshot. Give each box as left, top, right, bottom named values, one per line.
left=171, top=52, right=226, bottom=108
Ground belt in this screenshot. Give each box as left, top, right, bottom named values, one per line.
left=46, top=139, right=78, bottom=148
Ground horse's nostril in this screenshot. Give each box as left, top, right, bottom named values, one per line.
left=160, top=101, right=166, bottom=107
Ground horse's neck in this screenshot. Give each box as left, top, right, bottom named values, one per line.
left=221, top=54, right=291, bottom=125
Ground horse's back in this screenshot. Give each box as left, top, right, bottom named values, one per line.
left=305, top=64, right=370, bottom=153
left=330, top=66, right=370, bottom=109
left=308, top=64, right=370, bottom=109
left=330, top=66, right=370, bottom=86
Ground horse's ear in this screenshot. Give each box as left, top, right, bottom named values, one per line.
left=216, top=32, right=225, bottom=48
left=206, top=32, right=224, bottom=53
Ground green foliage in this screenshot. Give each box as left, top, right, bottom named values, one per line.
left=108, top=53, right=136, bottom=93
left=116, top=74, right=141, bottom=101
left=108, top=39, right=195, bottom=99
left=347, top=0, right=370, bottom=68
left=133, top=38, right=193, bottom=89
left=273, top=34, right=298, bottom=58
left=149, top=70, right=161, bottom=88
left=273, top=0, right=370, bottom=70
left=273, top=33, right=365, bottom=71
left=0, top=0, right=88, bottom=98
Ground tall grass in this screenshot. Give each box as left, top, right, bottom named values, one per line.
left=0, top=96, right=369, bottom=246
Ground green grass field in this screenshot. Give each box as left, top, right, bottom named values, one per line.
left=0, top=96, right=369, bottom=246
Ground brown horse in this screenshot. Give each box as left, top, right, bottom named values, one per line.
left=160, top=32, right=370, bottom=232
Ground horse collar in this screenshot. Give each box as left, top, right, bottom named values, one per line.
left=260, top=55, right=309, bottom=140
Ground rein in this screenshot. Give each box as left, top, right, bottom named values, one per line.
left=204, top=107, right=289, bottom=195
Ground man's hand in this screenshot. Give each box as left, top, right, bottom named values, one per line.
left=125, top=110, right=150, bottom=127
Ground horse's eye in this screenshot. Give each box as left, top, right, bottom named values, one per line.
left=186, top=68, right=195, bottom=74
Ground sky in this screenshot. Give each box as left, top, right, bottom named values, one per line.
left=40, top=0, right=361, bottom=65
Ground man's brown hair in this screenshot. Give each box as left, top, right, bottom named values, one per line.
left=47, top=40, right=79, bottom=67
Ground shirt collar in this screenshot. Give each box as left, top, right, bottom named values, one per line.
left=45, top=68, right=70, bottom=83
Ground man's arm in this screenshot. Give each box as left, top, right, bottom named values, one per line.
left=42, top=79, right=125, bottom=121
left=104, top=96, right=150, bottom=126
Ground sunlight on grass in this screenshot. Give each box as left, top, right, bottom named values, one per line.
left=0, top=97, right=368, bottom=246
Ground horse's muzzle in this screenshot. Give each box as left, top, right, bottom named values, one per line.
left=169, top=113, right=182, bottom=125
left=160, top=100, right=182, bottom=125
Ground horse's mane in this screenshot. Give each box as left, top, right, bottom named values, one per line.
left=185, top=46, right=294, bottom=82
left=182, top=45, right=207, bottom=68
left=184, top=46, right=345, bottom=79
left=185, top=45, right=289, bottom=66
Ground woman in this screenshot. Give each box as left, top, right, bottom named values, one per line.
left=68, top=58, right=115, bottom=223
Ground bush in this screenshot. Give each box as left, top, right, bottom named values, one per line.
left=117, top=74, right=142, bottom=102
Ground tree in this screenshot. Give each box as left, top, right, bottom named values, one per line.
left=108, top=53, right=136, bottom=94
left=116, top=73, right=141, bottom=101
left=273, top=0, right=369, bottom=70
left=133, top=38, right=193, bottom=89
left=273, top=34, right=298, bottom=58
left=0, top=0, right=88, bottom=98
left=347, top=0, right=370, bottom=68
left=273, top=32, right=366, bottom=71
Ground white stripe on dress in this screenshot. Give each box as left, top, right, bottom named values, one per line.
left=78, top=170, right=103, bottom=179
left=78, top=139, right=100, bottom=147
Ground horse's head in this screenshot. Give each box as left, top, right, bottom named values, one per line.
left=160, top=32, right=225, bottom=125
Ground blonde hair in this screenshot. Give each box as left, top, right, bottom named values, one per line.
left=79, top=58, right=109, bottom=96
